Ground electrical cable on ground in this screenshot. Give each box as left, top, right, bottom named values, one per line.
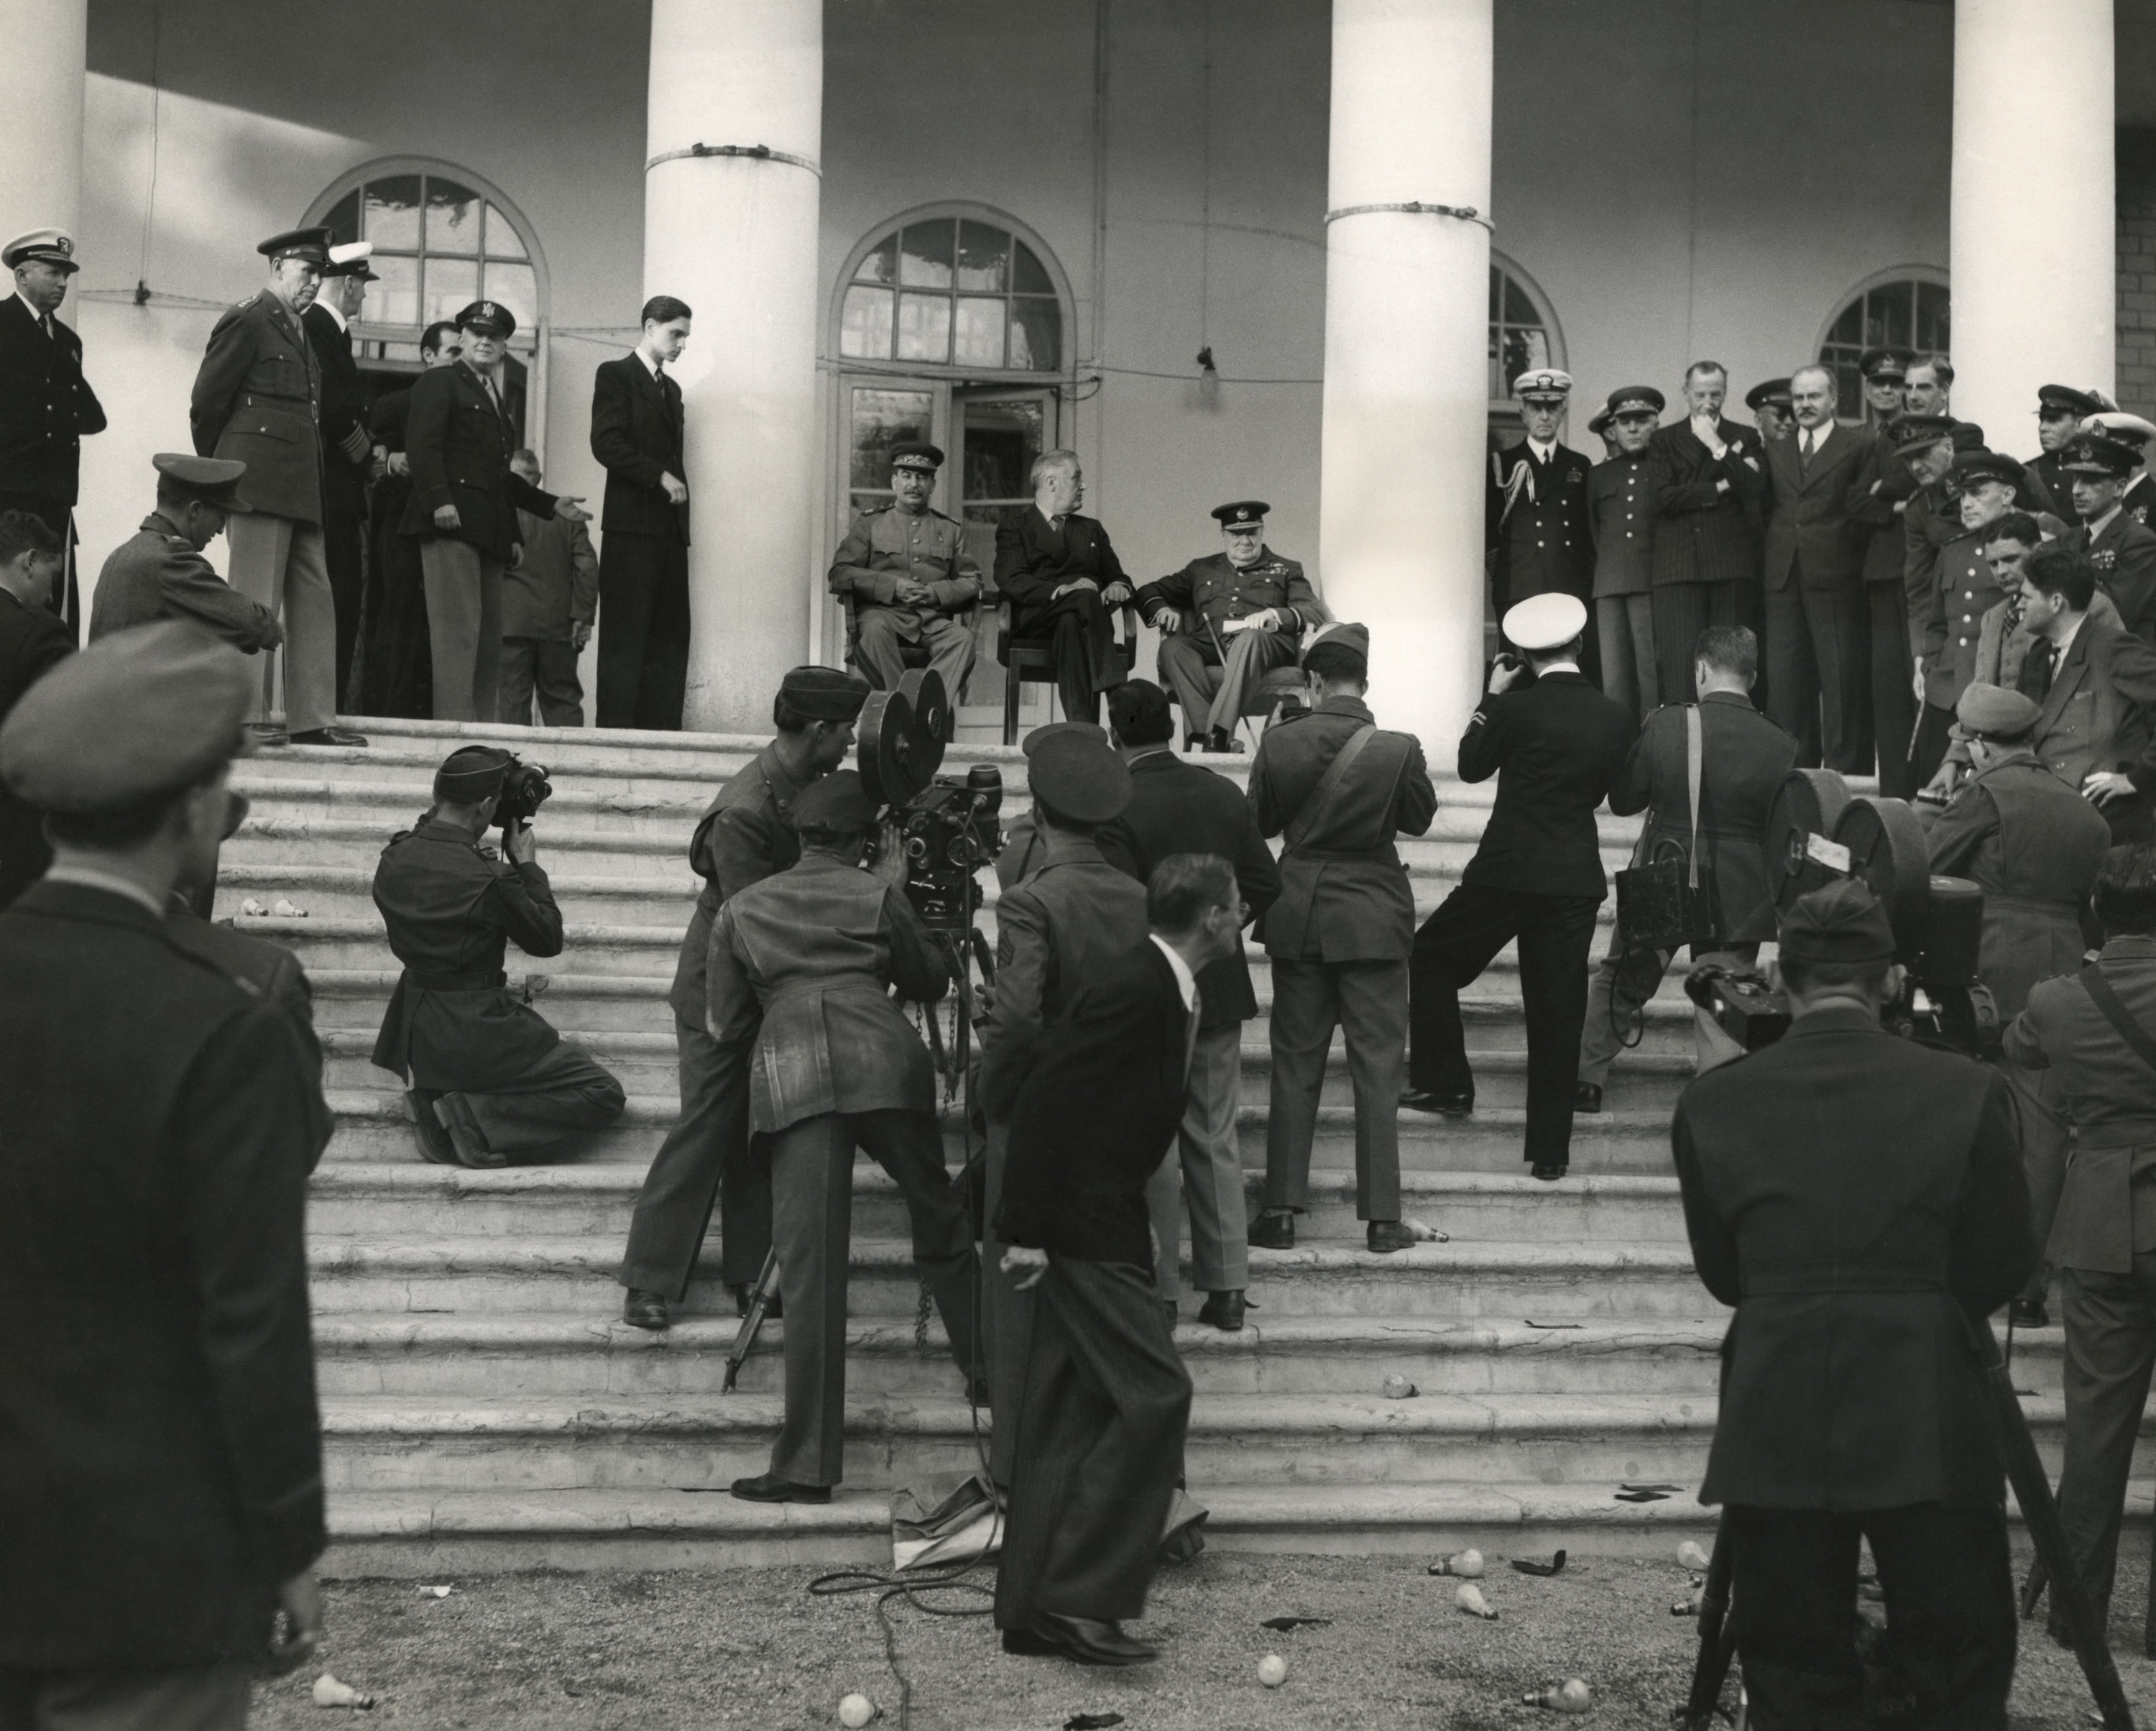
left=806, top=1558, right=995, bottom=1731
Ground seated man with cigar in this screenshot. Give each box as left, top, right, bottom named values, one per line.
left=718, top=771, right=980, bottom=1505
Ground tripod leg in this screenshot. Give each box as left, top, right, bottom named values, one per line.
left=1680, top=1518, right=1737, bottom=1728
left=2020, top=1555, right=2050, bottom=1621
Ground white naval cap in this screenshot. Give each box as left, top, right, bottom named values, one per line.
left=1501, top=592, right=1588, bottom=653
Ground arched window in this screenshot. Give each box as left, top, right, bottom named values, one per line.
left=1819, top=271, right=1950, bottom=418
left=1490, top=254, right=1562, bottom=405
left=838, top=211, right=1063, bottom=374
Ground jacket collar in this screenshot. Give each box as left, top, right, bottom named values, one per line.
left=12, top=876, right=171, bottom=934
left=1699, top=689, right=1756, bottom=711
left=1784, top=1000, right=1889, bottom=1039
left=1314, top=694, right=1374, bottom=722
left=2102, top=935, right=2156, bottom=961
left=1127, top=746, right=1180, bottom=773
left=1039, top=832, right=1109, bottom=868
left=757, top=743, right=810, bottom=812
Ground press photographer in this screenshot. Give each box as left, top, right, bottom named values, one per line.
left=372, top=744, right=625, bottom=1167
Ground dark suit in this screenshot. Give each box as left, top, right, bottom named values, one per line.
left=2070, top=509, right=2156, bottom=644
left=2019, top=604, right=2156, bottom=842
left=1851, top=434, right=1921, bottom=794
left=590, top=354, right=691, bottom=729
left=1764, top=423, right=1875, bottom=770
left=0, top=296, right=103, bottom=628
left=992, top=507, right=1129, bottom=724
left=1097, top=748, right=1282, bottom=1296
left=1411, top=670, right=1632, bottom=1168
left=355, top=387, right=432, bottom=717
left=993, top=941, right=1195, bottom=1636
left=0, top=883, right=327, bottom=1677
left=303, top=304, right=371, bottom=704
left=1645, top=418, right=1766, bottom=702
left=1674, top=1004, right=2030, bottom=1724
left=0, top=589, right=70, bottom=909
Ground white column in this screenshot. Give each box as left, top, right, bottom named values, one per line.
left=644, top=0, right=822, bottom=734
left=0, top=0, right=86, bottom=267
left=1951, top=0, right=2114, bottom=451
left=1317, top=0, right=1493, bottom=753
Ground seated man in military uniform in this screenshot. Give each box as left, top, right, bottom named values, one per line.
left=372, top=745, right=625, bottom=1167
left=1135, top=500, right=1324, bottom=753
left=827, top=439, right=981, bottom=715
left=88, top=454, right=283, bottom=656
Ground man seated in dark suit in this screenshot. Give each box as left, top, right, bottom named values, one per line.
left=1676, top=877, right=2030, bottom=1726
left=1097, top=680, right=1281, bottom=1331
left=1406, top=592, right=1634, bottom=1180
left=591, top=296, right=693, bottom=730
left=0, top=508, right=68, bottom=909
left=993, top=853, right=1241, bottom=1669
left=992, top=449, right=1132, bottom=725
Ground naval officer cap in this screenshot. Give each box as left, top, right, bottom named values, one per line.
left=1502, top=591, right=1588, bottom=654
left=1020, top=719, right=1107, bottom=758
left=1301, top=620, right=1370, bottom=679
left=793, top=769, right=881, bottom=835
left=455, top=299, right=516, bottom=338
left=778, top=664, right=871, bottom=722
left=2038, top=383, right=2106, bottom=419
left=1, top=229, right=78, bottom=273
left=1745, top=378, right=1794, bottom=413
left=1603, top=385, right=1665, bottom=421
left=1857, top=346, right=1914, bottom=382
left=1212, top=500, right=1269, bottom=529
left=434, top=745, right=514, bottom=803
left=1950, top=682, right=2042, bottom=744
left=257, top=226, right=334, bottom=265
left=2086, top=411, right=2156, bottom=452
left=1892, top=413, right=1958, bottom=451
left=1027, top=729, right=1131, bottom=825
left=889, top=441, right=944, bottom=474
left=1514, top=367, right=1573, bottom=405
left=1778, top=878, right=1897, bottom=965
left=153, top=453, right=254, bottom=514
left=0, top=621, right=253, bottom=815
left=1950, top=449, right=2025, bottom=492
left=1106, top=679, right=1176, bottom=746
left=2061, top=433, right=2139, bottom=478
left=323, top=240, right=378, bottom=283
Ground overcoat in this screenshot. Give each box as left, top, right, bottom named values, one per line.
left=0, top=293, right=104, bottom=504
left=189, top=288, right=324, bottom=523
left=1919, top=530, right=2009, bottom=710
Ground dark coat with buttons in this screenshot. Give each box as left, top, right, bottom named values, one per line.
left=0, top=587, right=71, bottom=909
left=399, top=360, right=558, bottom=560
left=1645, top=418, right=1764, bottom=589
left=1919, top=531, right=2007, bottom=710
left=189, top=290, right=325, bottom=525
left=2070, top=511, right=2156, bottom=643
left=0, top=295, right=103, bottom=505
left=1764, top=422, right=1873, bottom=593
left=89, top=513, right=282, bottom=653
left=1134, top=548, right=1325, bottom=634
left=1488, top=441, right=1593, bottom=610
left=590, top=354, right=690, bottom=543
left=1588, top=450, right=1656, bottom=597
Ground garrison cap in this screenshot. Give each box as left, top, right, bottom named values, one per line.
left=1106, top=679, right=1176, bottom=745
left=1950, top=449, right=2025, bottom=492
left=793, top=769, right=880, bottom=834
left=153, top=452, right=253, bottom=513
left=2038, top=383, right=2105, bottom=419
left=1857, top=346, right=1914, bottom=382
left=1514, top=367, right=1572, bottom=403
left=1891, top=413, right=1958, bottom=451
left=1778, top=877, right=1897, bottom=965
left=1502, top=591, right=1588, bottom=654
left=454, top=299, right=515, bottom=338
left=323, top=240, right=377, bottom=282
left=1302, top=620, right=1370, bottom=675
left=258, top=226, right=333, bottom=265
left=1603, top=385, right=1664, bottom=420
left=1950, top=681, right=2042, bottom=743
left=1027, top=730, right=1131, bottom=825
left=1745, top=378, right=1794, bottom=413
left=888, top=440, right=944, bottom=474
left=1020, top=719, right=1106, bottom=758
left=778, top=664, right=871, bottom=722
left=0, top=621, right=252, bottom=814
left=2061, top=433, right=2139, bottom=478
left=2086, top=411, right=2156, bottom=452
left=1212, top=499, right=1269, bottom=529
left=1, top=229, right=77, bottom=273
left=433, top=745, right=513, bottom=804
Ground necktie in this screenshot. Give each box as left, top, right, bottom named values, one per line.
left=1183, top=984, right=1204, bottom=1082
left=38, top=313, right=53, bottom=342
left=1799, top=430, right=1815, bottom=477
left=2023, top=639, right=2058, bottom=701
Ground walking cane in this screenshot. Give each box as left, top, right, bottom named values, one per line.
left=722, top=1248, right=783, bottom=1394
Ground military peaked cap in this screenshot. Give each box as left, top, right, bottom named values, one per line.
left=1892, top=413, right=1958, bottom=451
left=1107, top=679, right=1176, bottom=745
left=1951, top=682, right=2041, bottom=743
left=323, top=240, right=377, bottom=282
left=434, top=745, right=513, bottom=804
left=1020, top=719, right=1107, bottom=758
left=1779, top=878, right=1897, bottom=965
left=889, top=441, right=944, bottom=473
left=779, top=664, right=871, bottom=722
left=153, top=453, right=253, bottom=514
left=258, top=226, right=333, bottom=265
left=1950, top=450, right=2025, bottom=492
left=1503, top=592, right=1588, bottom=653
left=1, top=229, right=77, bottom=273
left=2086, top=411, right=2156, bottom=452
left=1028, top=730, right=1131, bottom=825
left=2061, top=433, right=2139, bottom=478
left=454, top=300, right=515, bottom=338
left=0, top=621, right=253, bottom=814
left=1857, top=346, right=1914, bottom=382
left=1745, top=378, right=1794, bottom=413
left=793, top=769, right=881, bottom=834
left=2038, top=383, right=2105, bottom=419
left=1603, top=385, right=1664, bottom=419
left=1212, top=500, right=1269, bottom=528
left=1514, top=367, right=1572, bottom=403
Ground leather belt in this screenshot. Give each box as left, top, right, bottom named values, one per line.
left=405, top=968, right=505, bottom=992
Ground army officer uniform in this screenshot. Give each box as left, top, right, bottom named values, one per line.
left=91, top=513, right=282, bottom=655
left=828, top=463, right=982, bottom=703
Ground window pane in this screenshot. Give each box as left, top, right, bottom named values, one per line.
left=957, top=221, right=1009, bottom=292
left=1011, top=239, right=1053, bottom=296
left=1503, top=274, right=1540, bottom=327
left=427, top=178, right=483, bottom=254
left=1915, top=281, right=1950, bottom=351
left=900, top=220, right=955, bottom=289
left=484, top=203, right=528, bottom=261
left=1872, top=288, right=1911, bottom=349
left=953, top=297, right=1006, bottom=368
left=423, top=255, right=479, bottom=324
left=962, top=401, right=1045, bottom=501
left=323, top=190, right=361, bottom=247
left=849, top=387, right=935, bottom=490
left=482, top=261, right=538, bottom=331
left=896, top=291, right=952, bottom=362
left=854, top=232, right=898, bottom=285
left=840, top=285, right=894, bottom=359
left=1009, top=298, right=1059, bottom=371
left=1492, top=326, right=1549, bottom=398
left=369, top=252, right=420, bottom=327
left=363, top=175, right=422, bottom=252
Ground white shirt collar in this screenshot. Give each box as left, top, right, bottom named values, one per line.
left=317, top=300, right=347, bottom=333
left=16, top=291, right=50, bottom=329
left=1149, top=933, right=1199, bottom=1011
left=2053, top=611, right=2088, bottom=658
left=635, top=346, right=663, bottom=378
left=1526, top=437, right=1557, bottom=464
left=42, top=865, right=168, bottom=919
left=1800, top=422, right=1829, bottom=450
left=1537, top=659, right=1582, bottom=676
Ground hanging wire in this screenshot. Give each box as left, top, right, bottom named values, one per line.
left=135, top=0, right=163, bottom=303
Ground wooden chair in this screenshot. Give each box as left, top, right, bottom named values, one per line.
left=840, top=591, right=982, bottom=693
left=998, top=594, right=1139, bottom=745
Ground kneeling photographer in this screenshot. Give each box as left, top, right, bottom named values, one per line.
left=372, top=745, right=626, bottom=1167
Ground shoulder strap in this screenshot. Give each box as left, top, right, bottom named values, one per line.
left=2080, top=964, right=2156, bottom=1075
left=1285, top=724, right=1380, bottom=850
left=1685, top=704, right=1704, bottom=891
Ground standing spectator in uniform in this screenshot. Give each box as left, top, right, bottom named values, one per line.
left=827, top=440, right=980, bottom=712
left=1585, top=385, right=1662, bottom=720
left=591, top=296, right=693, bottom=730
left=1911, top=451, right=2027, bottom=786
left=501, top=449, right=599, bottom=727
left=1097, top=679, right=1281, bottom=1331
left=0, top=509, right=68, bottom=909
left=1855, top=346, right=1911, bottom=427
left=0, top=623, right=331, bottom=1730
left=993, top=450, right=1133, bottom=726
left=304, top=243, right=375, bottom=705
left=1898, top=414, right=1965, bottom=670
left=1405, top=594, right=1633, bottom=1181
left=1646, top=364, right=1765, bottom=704
left=1851, top=359, right=1922, bottom=796
left=190, top=226, right=366, bottom=748
left=401, top=300, right=589, bottom=723
left=1488, top=369, right=1595, bottom=680
left=2027, top=385, right=2105, bottom=519
left=2061, top=432, right=2156, bottom=641
left=0, top=229, right=102, bottom=630
left=355, top=319, right=457, bottom=719
left=1764, top=365, right=1874, bottom=772
left=1249, top=623, right=1438, bottom=1249
left=1745, top=378, right=1795, bottom=446
left=2083, top=411, right=2156, bottom=528
left=90, top=455, right=280, bottom=654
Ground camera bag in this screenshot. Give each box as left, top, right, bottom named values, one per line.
left=1614, top=703, right=1723, bottom=955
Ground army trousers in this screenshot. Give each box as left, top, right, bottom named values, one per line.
left=767, top=1108, right=979, bottom=1487
left=1869, top=583, right=1919, bottom=799
left=432, top=1038, right=625, bottom=1159
left=0, top=1663, right=252, bottom=1731
left=1577, top=940, right=1757, bottom=1093
left=855, top=607, right=976, bottom=712
left=1595, top=594, right=1658, bottom=723
left=1263, top=958, right=1404, bottom=1221
left=227, top=512, right=336, bottom=735
left=418, top=538, right=505, bottom=723
left=1156, top=627, right=1300, bottom=741
left=1144, top=1019, right=1248, bottom=1298
left=2055, top=1252, right=2156, bottom=1635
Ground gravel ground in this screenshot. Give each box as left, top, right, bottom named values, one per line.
left=252, top=1545, right=2156, bottom=1730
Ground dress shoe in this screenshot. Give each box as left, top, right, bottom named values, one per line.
left=2009, top=1297, right=2050, bottom=1328
left=1023, top=1612, right=1158, bottom=1666
left=1197, top=1289, right=1246, bottom=1331
left=1204, top=726, right=1246, bottom=755
left=622, top=1288, right=669, bottom=1331
left=405, top=1090, right=456, bottom=1165
left=432, top=1091, right=507, bottom=1169
left=288, top=725, right=369, bottom=747
left=1531, top=1162, right=1569, bottom=1183
left=1247, top=1209, right=1294, bottom=1251
left=732, top=1282, right=783, bottom=1321
left=1000, top=1625, right=1058, bottom=1656
left=243, top=722, right=291, bottom=749
left=1366, top=1219, right=1417, bottom=1254
left=1400, top=1088, right=1473, bottom=1118
left=729, top=1472, right=830, bottom=1504
left=1573, top=1081, right=1604, bottom=1114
